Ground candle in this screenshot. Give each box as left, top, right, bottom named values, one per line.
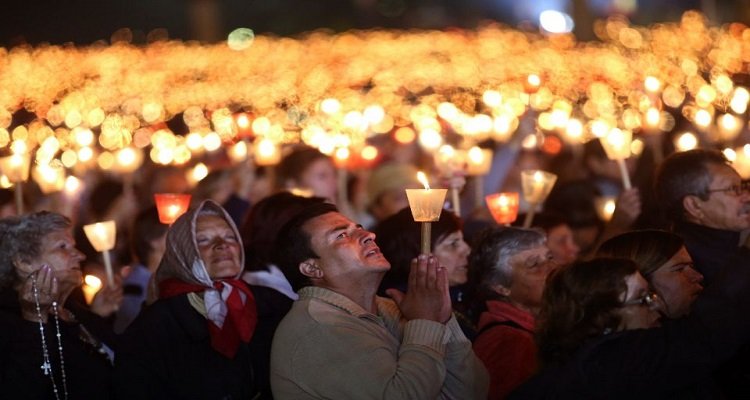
left=32, top=164, right=66, bottom=194
left=599, top=128, right=633, bottom=190
left=485, top=192, right=520, bottom=225
left=594, top=196, right=618, bottom=222
left=467, top=146, right=494, bottom=210
left=0, top=153, right=30, bottom=214
left=520, top=170, right=557, bottom=228
left=405, top=171, right=448, bottom=254
left=83, top=220, right=117, bottom=288
left=466, top=147, right=493, bottom=176
left=154, top=193, right=192, bottom=225
left=0, top=153, right=31, bottom=183
left=732, top=144, right=750, bottom=179
left=82, top=274, right=103, bottom=305
left=253, top=137, right=281, bottom=166
left=434, top=145, right=466, bottom=217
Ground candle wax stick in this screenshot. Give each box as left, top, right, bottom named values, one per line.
left=451, top=187, right=461, bottom=217
left=523, top=205, right=537, bottom=229
left=474, top=175, right=484, bottom=210
left=421, top=222, right=432, bottom=255
left=616, top=158, right=632, bottom=190
left=14, top=181, right=23, bottom=215
left=102, top=249, right=115, bottom=288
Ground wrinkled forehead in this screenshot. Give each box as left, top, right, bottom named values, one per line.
left=195, top=213, right=234, bottom=233
left=303, top=211, right=349, bottom=236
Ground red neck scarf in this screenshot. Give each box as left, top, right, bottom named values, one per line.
left=159, top=278, right=258, bottom=359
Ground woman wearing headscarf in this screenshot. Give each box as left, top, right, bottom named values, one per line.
left=0, top=211, right=119, bottom=399
left=115, top=200, right=258, bottom=399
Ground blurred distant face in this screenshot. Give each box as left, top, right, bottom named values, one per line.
left=433, top=230, right=471, bottom=286
left=298, top=158, right=338, bottom=202
left=546, top=224, right=580, bottom=265
left=371, top=189, right=410, bottom=222
left=196, top=215, right=241, bottom=280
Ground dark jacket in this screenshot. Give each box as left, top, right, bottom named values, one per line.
left=511, top=245, right=750, bottom=399
left=247, top=284, right=293, bottom=399
left=0, top=290, right=114, bottom=399
left=114, top=293, right=258, bottom=400
left=673, top=221, right=741, bottom=286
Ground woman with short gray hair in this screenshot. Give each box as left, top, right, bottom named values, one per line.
left=0, top=211, right=120, bottom=399
left=470, top=227, right=558, bottom=399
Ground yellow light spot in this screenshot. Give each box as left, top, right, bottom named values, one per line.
left=97, top=152, right=115, bottom=170
left=361, top=145, right=378, bottom=161
left=320, top=98, right=341, bottom=115
left=394, top=127, right=416, bottom=144
left=418, top=128, right=442, bottom=150
left=675, top=132, right=698, bottom=152
left=644, top=76, right=661, bottom=92
left=203, top=132, right=222, bottom=152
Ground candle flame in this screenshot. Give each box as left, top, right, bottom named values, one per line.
left=84, top=274, right=102, bottom=290
left=417, top=171, right=431, bottom=190
left=533, top=170, right=544, bottom=182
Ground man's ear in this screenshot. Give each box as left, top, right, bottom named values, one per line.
left=299, top=259, right=323, bottom=279
left=682, top=195, right=704, bottom=222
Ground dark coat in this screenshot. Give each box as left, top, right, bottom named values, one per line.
left=246, top=284, right=293, bottom=399
left=0, top=290, right=114, bottom=399
left=511, top=244, right=750, bottom=400
left=114, top=293, right=258, bottom=400
left=674, top=221, right=741, bottom=286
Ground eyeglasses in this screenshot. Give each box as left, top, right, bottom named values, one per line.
left=622, top=291, right=659, bottom=308
left=706, top=180, right=750, bottom=196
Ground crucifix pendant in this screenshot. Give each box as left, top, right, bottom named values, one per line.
left=41, top=361, right=51, bottom=375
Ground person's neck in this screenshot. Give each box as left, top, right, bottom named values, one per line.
left=321, top=280, right=379, bottom=314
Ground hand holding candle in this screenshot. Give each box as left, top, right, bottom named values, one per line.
left=83, top=221, right=117, bottom=288
left=520, top=170, right=557, bottom=228
left=599, top=128, right=633, bottom=190
left=405, top=172, right=448, bottom=254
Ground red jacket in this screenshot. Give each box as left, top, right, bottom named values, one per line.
left=473, top=300, right=537, bottom=400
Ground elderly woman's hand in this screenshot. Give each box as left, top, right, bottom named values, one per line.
left=90, top=276, right=124, bottom=317
left=18, top=265, right=59, bottom=323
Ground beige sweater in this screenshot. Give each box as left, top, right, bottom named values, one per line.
left=270, top=286, right=489, bottom=399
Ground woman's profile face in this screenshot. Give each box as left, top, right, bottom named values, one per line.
left=617, top=272, right=663, bottom=331
left=648, top=247, right=703, bottom=319
left=196, top=215, right=242, bottom=280
left=433, top=230, right=470, bottom=286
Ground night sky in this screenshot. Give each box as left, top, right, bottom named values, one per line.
left=0, top=0, right=742, bottom=47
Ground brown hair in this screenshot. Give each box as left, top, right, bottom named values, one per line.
left=536, top=257, right=637, bottom=366
left=597, top=230, right=684, bottom=276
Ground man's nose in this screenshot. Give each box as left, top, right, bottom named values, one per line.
left=687, top=267, right=704, bottom=283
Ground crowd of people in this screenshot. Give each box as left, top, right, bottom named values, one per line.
left=1, top=136, right=750, bottom=399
